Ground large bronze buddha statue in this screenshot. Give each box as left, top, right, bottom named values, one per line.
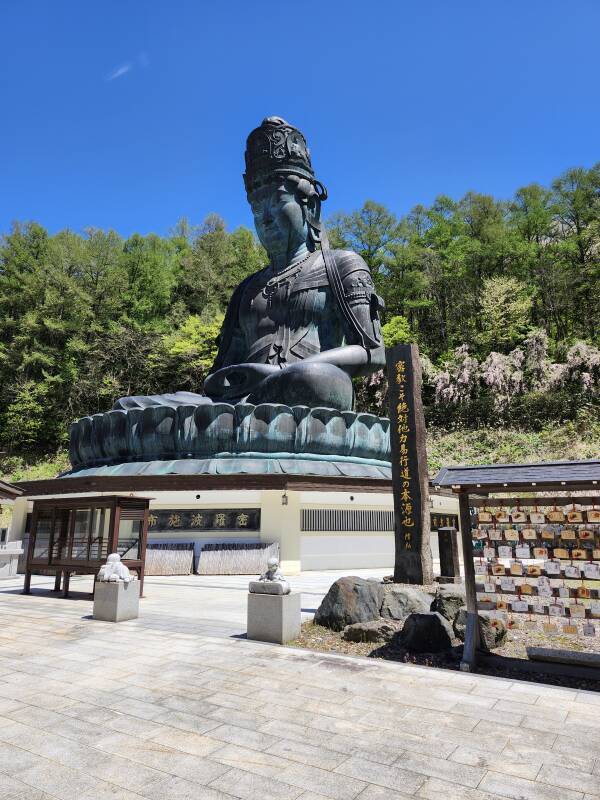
left=68, top=118, right=391, bottom=479
left=113, top=116, right=385, bottom=413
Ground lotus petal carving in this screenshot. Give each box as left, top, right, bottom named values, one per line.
left=69, top=403, right=391, bottom=474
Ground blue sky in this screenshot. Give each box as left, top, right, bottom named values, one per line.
left=1, top=1, right=599, bottom=238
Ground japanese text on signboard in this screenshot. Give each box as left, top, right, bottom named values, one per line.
left=395, top=358, right=414, bottom=549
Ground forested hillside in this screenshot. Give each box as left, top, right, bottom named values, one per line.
left=1, top=164, right=598, bottom=478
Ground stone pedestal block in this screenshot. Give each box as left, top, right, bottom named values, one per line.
left=0, top=546, right=22, bottom=579
left=247, top=591, right=301, bottom=644
left=93, top=581, right=139, bottom=622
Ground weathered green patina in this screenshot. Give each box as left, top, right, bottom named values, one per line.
left=67, top=403, right=391, bottom=478
left=67, top=117, right=390, bottom=478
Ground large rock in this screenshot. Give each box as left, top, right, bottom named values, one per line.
left=453, top=607, right=507, bottom=651
left=380, top=585, right=432, bottom=621
left=314, top=577, right=384, bottom=632
left=430, top=585, right=466, bottom=622
left=394, top=612, right=455, bottom=653
left=342, top=619, right=402, bottom=643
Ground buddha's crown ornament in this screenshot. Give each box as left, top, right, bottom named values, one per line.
left=244, top=116, right=317, bottom=193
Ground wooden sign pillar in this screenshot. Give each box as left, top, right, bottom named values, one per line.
left=386, top=344, right=433, bottom=585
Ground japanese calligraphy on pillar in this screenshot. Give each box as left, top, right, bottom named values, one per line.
left=386, top=344, right=433, bottom=584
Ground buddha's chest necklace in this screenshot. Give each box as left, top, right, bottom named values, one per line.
left=261, top=252, right=311, bottom=307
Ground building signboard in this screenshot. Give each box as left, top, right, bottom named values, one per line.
left=147, top=508, right=260, bottom=533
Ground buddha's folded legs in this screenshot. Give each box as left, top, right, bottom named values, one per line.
left=247, top=362, right=353, bottom=411
left=111, top=362, right=354, bottom=412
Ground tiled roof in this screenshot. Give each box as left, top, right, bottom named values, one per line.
left=432, top=460, right=600, bottom=490
left=0, top=479, right=23, bottom=499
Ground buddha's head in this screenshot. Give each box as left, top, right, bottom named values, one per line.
left=244, top=117, right=327, bottom=259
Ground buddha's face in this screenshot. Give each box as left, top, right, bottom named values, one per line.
left=248, top=177, right=308, bottom=260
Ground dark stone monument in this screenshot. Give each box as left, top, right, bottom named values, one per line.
left=67, top=117, right=392, bottom=480
left=436, top=527, right=461, bottom=584
left=386, top=344, right=433, bottom=585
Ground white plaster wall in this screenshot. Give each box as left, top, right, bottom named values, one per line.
left=300, top=491, right=394, bottom=507
left=147, top=490, right=262, bottom=507
left=297, top=491, right=459, bottom=571
left=7, top=497, right=29, bottom=542
left=430, top=493, right=460, bottom=515
left=260, top=490, right=301, bottom=575
left=300, top=532, right=394, bottom=570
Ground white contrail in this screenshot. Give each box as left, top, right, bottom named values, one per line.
left=106, top=63, right=132, bottom=81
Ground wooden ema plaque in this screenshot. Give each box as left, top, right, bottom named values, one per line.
left=386, top=344, right=433, bottom=584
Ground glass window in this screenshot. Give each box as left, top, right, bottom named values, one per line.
left=117, top=518, right=142, bottom=560
left=33, top=511, right=53, bottom=561
left=89, top=507, right=111, bottom=561
left=70, top=509, right=91, bottom=560
left=51, top=509, right=72, bottom=562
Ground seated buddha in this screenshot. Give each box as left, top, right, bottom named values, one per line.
left=113, top=116, right=385, bottom=413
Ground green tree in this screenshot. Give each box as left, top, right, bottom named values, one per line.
left=327, top=200, right=400, bottom=277
left=121, top=233, right=177, bottom=327
left=1, top=161, right=599, bottom=461
left=175, top=215, right=265, bottom=317
left=382, top=315, right=412, bottom=347
left=477, top=276, right=533, bottom=353
left=551, top=164, right=600, bottom=342
left=152, top=314, right=224, bottom=392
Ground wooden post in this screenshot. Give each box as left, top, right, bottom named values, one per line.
left=386, top=344, right=433, bottom=584
left=22, top=511, right=37, bottom=595
left=139, top=508, right=148, bottom=598
left=53, top=572, right=62, bottom=592
left=458, top=490, right=479, bottom=671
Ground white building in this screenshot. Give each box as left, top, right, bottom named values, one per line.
left=10, top=473, right=458, bottom=574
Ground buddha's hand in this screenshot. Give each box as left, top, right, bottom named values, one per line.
left=204, top=363, right=280, bottom=402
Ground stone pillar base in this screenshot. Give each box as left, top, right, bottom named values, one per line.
left=247, top=591, right=301, bottom=644
left=0, top=550, right=22, bottom=579
left=93, top=581, right=140, bottom=622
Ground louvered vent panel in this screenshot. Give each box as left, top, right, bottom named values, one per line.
left=301, top=509, right=394, bottom=532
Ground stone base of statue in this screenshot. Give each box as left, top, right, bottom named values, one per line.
left=66, top=403, right=391, bottom=480
left=93, top=580, right=140, bottom=622
left=247, top=591, right=301, bottom=644
left=248, top=580, right=289, bottom=594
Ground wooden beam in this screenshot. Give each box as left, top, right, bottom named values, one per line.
left=467, top=495, right=600, bottom=507
left=16, top=473, right=395, bottom=497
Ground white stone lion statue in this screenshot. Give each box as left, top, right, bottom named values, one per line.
left=97, top=553, right=135, bottom=583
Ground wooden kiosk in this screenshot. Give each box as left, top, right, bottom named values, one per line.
left=433, top=460, right=600, bottom=673
left=24, top=495, right=151, bottom=597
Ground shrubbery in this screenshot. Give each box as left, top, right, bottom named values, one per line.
left=355, top=330, right=600, bottom=431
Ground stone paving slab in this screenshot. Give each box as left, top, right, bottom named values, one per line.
left=0, top=574, right=598, bottom=799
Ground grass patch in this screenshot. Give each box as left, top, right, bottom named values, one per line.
left=426, top=416, right=600, bottom=473
left=0, top=451, right=70, bottom=482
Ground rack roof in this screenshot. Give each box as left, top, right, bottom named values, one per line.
left=432, top=460, right=600, bottom=493
left=0, top=479, right=23, bottom=500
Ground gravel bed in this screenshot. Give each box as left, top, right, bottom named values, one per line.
left=496, top=616, right=600, bottom=658
left=292, top=621, right=600, bottom=691
left=293, top=575, right=600, bottom=693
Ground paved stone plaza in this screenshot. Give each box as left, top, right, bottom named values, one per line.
left=0, top=573, right=599, bottom=800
